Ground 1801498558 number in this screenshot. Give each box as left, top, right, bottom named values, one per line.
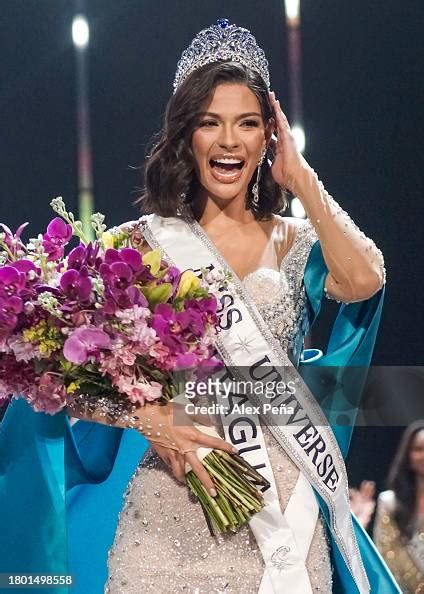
left=0, top=574, right=73, bottom=587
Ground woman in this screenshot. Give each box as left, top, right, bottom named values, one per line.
left=0, top=19, right=400, bottom=594
left=374, top=421, right=424, bottom=593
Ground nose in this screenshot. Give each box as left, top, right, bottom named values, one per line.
left=217, top=123, right=241, bottom=150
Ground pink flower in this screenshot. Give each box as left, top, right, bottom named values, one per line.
left=28, top=372, right=67, bottom=414
left=114, top=374, right=162, bottom=406
left=63, top=327, right=111, bottom=365
left=8, top=335, right=39, bottom=362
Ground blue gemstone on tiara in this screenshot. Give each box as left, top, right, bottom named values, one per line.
left=173, top=20, right=270, bottom=92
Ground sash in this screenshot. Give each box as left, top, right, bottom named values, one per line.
left=141, top=213, right=370, bottom=594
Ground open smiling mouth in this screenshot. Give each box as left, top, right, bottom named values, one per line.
left=209, top=158, right=246, bottom=182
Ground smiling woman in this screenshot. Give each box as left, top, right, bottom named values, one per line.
left=192, top=84, right=269, bottom=198
left=140, top=61, right=287, bottom=220
left=0, top=18, right=400, bottom=594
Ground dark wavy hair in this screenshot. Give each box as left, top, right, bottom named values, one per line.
left=387, top=420, right=424, bottom=540
left=137, top=61, right=287, bottom=220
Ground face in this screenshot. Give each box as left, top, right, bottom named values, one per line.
left=191, top=83, right=269, bottom=204
left=409, top=429, right=424, bottom=477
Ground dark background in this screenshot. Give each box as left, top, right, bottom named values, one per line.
left=1, top=1, right=423, bottom=492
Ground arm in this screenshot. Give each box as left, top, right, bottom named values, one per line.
left=269, top=92, right=385, bottom=303
left=286, top=162, right=385, bottom=303
left=66, top=395, right=235, bottom=497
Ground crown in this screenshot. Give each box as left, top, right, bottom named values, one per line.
left=173, top=19, right=270, bottom=92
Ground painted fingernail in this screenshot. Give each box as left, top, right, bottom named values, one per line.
left=209, top=487, right=218, bottom=497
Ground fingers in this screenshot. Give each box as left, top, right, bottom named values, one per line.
left=169, top=451, right=186, bottom=483
left=192, top=429, right=237, bottom=455
left=268, top=91, right=291, bottom=134
left=151, top=443, right=186, bottom=483
left=185, top=451, right=217, bottom=497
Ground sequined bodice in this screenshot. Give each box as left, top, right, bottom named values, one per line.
left=105, top=219, right=333, bottom=594
left=241, top=219, right=318, bottom=363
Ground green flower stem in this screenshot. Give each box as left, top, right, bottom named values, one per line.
left=202, top=460, right=259, bottom=511
left=220, top=451, right=269, bottom=485
left=215, top=481, right=251, bottom=515
left=215, top=491, right=238, bottom=528
left=215, top=456, right=262, bottom=499
left=214, top=452, right=266, bottom=498
left=187, top=472, right=229, bottom=531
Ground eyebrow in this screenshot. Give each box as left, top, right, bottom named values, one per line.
left=198, top=111, right=262, bottom=120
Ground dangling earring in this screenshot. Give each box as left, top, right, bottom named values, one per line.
left=176, top=192, right=187, bottom=216
left=252, top=149, right=266, bottom=208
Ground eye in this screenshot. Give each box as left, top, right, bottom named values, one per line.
left=198, top=120, right=218, bottom=128
left=241, top=119, right=260, bottom=128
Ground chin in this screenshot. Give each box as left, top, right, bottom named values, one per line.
left=200, top=173, right=252, bottom=203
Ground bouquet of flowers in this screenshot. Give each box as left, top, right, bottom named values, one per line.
left=0, top=197, right=269, bottom=534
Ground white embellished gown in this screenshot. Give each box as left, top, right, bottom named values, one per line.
left=105, top=218, right=333, bottom=593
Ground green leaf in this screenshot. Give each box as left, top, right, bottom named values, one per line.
left=141, top=283, right=173, bottom=308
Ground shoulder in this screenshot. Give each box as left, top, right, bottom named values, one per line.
left=273, top=215, right=319, bottom=261
left=273, top=215, right=318, bottom=242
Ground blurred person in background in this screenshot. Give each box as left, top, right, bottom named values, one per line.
left=374, top=421, right=424, bottom=593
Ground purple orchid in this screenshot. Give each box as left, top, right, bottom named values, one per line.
left=0, top=295, right=23, bottom=334
left=185, top=297, right=219, bottom=330
left=42, top=217, right=73, bottom=261
left=104, top=248, right=155, bottom=283
left=163, top=266, right=182, bottom=296
left=104, top=248, right=142, bottom=271
left=63, top=327, right=111, bottom=364
left=60, top=267, right=92, bottom=302
left=175, top=352, right=199, bottom=368
left=0, top=222, right=29, bottom=252
left=151, top=303, right=192, bottom=349
left=0, top=266, right=26, bottom=298
left=11, top=259, right=37, bottom=276
left=100, top=257, right=148, bottom=314
left=102, top=285, right=147, bottom=315
left=67, top=242, right=102, bottom=270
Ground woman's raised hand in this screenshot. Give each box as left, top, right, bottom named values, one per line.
left=268, top=91, right=310, bottom=193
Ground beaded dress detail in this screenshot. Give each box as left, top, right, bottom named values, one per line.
left=105, top=219, right=333, bottom=593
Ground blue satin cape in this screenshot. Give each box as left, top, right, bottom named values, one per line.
left=0, top=241, right=400, bottom=594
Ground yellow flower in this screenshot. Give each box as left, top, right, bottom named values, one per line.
left=176, top=270, right=200, bottom=298
left=23, top=320, right=62, bottom=357
left=102, top=231, right=115, bottom=250
left=142, top=248, right=162, bottom=275
left=66, top=381, right=81, bottom=395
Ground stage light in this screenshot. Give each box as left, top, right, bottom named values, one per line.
left=284, top=0, right=300, bottom=22
left=291, top=124, right=305, bottom=153
left=290, top=197, right=306, bottom=219
left=72, top=15, right=89, bottom=49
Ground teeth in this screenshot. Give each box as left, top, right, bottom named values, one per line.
left=214, top=158, right=243, bottom=165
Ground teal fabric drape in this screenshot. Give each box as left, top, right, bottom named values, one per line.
left=0, top=240, right=400, bottom=593
left=0, top=404, right=148, bottom=594
left=0, top=399, right=68, bottom=594
left=66, top=421, right=148, bottom=593
left=301, top=241, right=401, bottom=593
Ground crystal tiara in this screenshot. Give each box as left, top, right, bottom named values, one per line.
left=173, top=18, right=270, bottom=92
